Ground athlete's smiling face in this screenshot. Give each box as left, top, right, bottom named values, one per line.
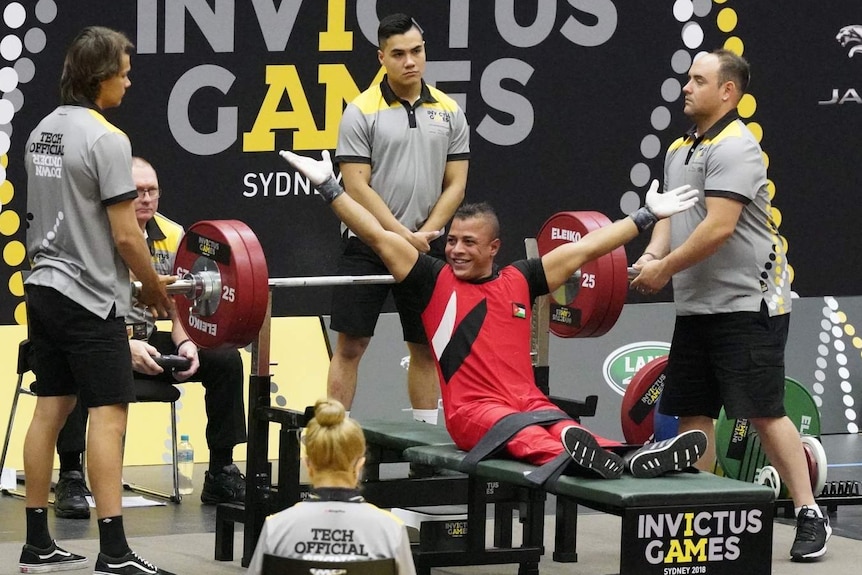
left=446, top=216, right=501, bottom=281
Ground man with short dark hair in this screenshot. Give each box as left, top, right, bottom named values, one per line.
left=21, top=26, right=176, bottom=575
left=328, top=13, right=469, bottom=424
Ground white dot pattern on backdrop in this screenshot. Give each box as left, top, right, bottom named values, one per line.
left=0, top=67, right=16, bottom=92
left=35, top=0, right=58, bottom=24
left=24, top=27, right=47, bottom=53
left=3, top=0, right=58, bottom=336
left=817, top=297, right=859, bottom=433
left=619, top=4, right=711, bottom=235
left=1, top=35, right=23, bottom=60
left=14, top=57, right=34, bottom=82
left=3, top=3, right=26, bottom=29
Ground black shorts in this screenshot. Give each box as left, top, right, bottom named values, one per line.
left=660, top=302, right=790, bottom=420
left=329, top=234, right=444, bottom=343
left=26, top=285, right=136, bottom=408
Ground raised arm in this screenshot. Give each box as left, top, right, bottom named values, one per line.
left=542, top=181, right=699, bottom=292
left=281, top=150, right=421, bottom=282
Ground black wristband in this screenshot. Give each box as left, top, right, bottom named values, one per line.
left=316, top=175, right=344, bottom=203
left=629, top=206, right=658, bottom=233
left=175, top=338, right=194, bottom=353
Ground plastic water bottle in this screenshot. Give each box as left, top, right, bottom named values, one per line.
left=177, top=434, right=195, bottom=495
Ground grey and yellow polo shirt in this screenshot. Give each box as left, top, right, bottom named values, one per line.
left=664, top=110, right=791, bottom=317
left=335, top=76, right=470, bottom=233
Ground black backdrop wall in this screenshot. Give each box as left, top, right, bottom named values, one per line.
left=1, top=1, right=860, bottom=321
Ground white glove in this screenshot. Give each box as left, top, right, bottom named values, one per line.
left=644, top=179, right=699, bottom=218
left=279, top=149, right=334, bottom=186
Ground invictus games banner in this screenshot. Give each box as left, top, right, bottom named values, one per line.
left=1, top=0, right=861, bottom=322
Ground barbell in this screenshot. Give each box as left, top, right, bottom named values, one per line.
left=133, top=213, right=638, bottom=349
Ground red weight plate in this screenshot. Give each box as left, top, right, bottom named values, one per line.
left=619, top=355, right=668, bottom=444
left=221, top=219, right=270, bottom=347
left=208, top=222, right=255, bottom=346
left=174, top=220, right=261, bottom=349
left=209, top=221, right=258, bottom=347
left=584, top=211, right=628, bottom=338
left=566, top=211, right=610, bottom=338
left=593, top=244, right=627, bottom=337
left=536, top=211, right=609, bottom=338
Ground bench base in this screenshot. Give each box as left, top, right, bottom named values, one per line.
left=401, top=441, right=775, bottom=575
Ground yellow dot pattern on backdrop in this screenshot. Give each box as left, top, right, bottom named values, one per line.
left=724, top=36, right=744, bottom=55
left=738, top=94, right=757, bottom=118
left=747, top=122, right=763, bottom=142
left=4, top=241, right=26, bottom=267
left=9, top=270, right=23, bottom=297
left=0, top=180, right=12, bottom=205
left=0, top=210, right=21, bottom=236
left=1, top=164, right=25, bottom=323
left=712, top=1, right=794, bottom=307
left=14, top=301, right=27, bottom=325
left=717, top=8, right=738, bottom=33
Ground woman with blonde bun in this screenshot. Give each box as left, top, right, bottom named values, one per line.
left=246, top=399, right=416, bottom=575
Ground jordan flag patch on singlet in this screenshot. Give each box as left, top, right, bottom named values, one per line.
left=512, top=303, right=526, bottom=318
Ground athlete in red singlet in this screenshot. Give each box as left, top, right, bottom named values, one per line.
left=282, top=150, right=707, bottom=480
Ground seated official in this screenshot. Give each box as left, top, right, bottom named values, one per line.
left=52, top=157, right=247, bottom=519
left=246, top=399, right=416, bottom=575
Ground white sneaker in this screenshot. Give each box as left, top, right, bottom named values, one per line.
left=627, top=429, right=707, bottom=478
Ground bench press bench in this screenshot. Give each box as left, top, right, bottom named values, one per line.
left=360, top=419, right=776, bottom=575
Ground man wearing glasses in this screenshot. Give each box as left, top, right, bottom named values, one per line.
left=52, top=157, right=248, bottom=519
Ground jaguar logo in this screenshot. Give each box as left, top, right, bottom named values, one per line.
left=836, top=25, right=862, bottom=58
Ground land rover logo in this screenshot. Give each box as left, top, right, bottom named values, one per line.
left=602, top=341, right=670, bottom=396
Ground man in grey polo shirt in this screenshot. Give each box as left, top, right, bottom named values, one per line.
left=632, top=49, right=830, bottom=562
left=21, top=26, right=176, bottom=575
left=328, top=13, right=469, bottom=423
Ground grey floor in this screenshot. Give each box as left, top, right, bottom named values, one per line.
left=1, top=433, right=860, bottom=574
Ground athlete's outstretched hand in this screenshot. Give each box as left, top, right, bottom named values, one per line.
left=644, top=179, right=699, bottom=219
left=279, top=149, right=334, bottom=186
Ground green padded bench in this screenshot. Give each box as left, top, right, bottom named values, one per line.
left=405, top=442, right=776, bottom=575
left=359, top=419, right=544, bottom=575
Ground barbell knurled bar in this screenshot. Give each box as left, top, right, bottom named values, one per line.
left=133, top=269, right=639, bottom=299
